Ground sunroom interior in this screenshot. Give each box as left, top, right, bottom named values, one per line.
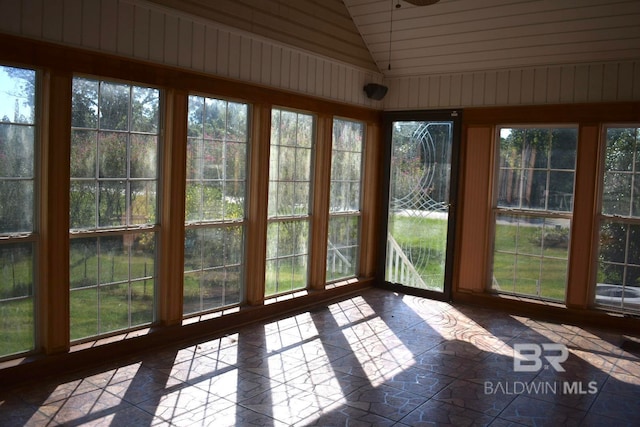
left=1, top=0, right=640, bottom=422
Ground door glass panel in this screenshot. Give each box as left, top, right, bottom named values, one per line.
left=386, top=121, right=454, bottom=292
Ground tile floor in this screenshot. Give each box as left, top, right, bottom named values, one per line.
left=2, top=288, right=640, bottom=426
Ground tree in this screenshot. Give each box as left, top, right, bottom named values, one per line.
left=497, top=128, right=576, bottom=211
left=70, top=78, right=160, bottom=233
left=598, top=128, right=640, bottom=289
left=0, top=66, right=35, bottom=234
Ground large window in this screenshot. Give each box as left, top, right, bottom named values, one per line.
left=327, top=118, right=364, bottom=282
left=596, top=126, right=640, bottom=313
left=69, top=78, right=160, bottom=341
left=184, top=96, right=248, bottom=315
left=266, top=108, right=315, bottom=296
left=0, top=65, right=37, bottom=357
left=491, top=127, right=577, bottom=301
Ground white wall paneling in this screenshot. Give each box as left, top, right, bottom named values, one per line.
left=344, top=0, right=640, bottom=79
left=1, top=0, right=638, bottom=110
left=383, top=62, right=640, bottom=110
left=0, top=0, right=383, bottom=108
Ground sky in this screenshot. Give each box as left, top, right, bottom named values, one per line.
left=0, top=66, right=34, bottom=122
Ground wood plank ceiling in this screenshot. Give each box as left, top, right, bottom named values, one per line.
left=146, top=0, right=639, bottom=80
left=343, top=0, right=640, bottom=77
left=146, top=0, right=379, bottom=71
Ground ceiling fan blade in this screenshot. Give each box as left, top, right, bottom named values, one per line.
left=403, top=0, right=440, bottom=5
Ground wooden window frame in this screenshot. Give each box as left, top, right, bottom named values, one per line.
left=0, top=34, right=380, bottom=366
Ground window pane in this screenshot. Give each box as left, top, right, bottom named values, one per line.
left=602, top=172, right=631, bottom=216
left=496, top=127, right=577, bottom=211
left=72, top=78, right=160, bottom=231
left=98, top=180, right=126, bottom=227
left=0, top=67, right=35, bottom=124
left=493, top=127, right=576, bottom=301
left=131, top=86, right=159, bottom=133
left=70, top=233, right=156, bottom=340
left=185, top=96, right=248, bottom=224
left=0, top=66, right=36, bottom=236
left=71, top=129, right=97, bottom=178
left=327, top=216, right=359, bottom=281
left=71, top=78, right=99, bottom=128
left=0, top=65, right=36, bottom=358
left=0, top=124, right=34, bottom=177
left=266, top=220, right=309, bottom=296
left=330, top=119, right=363, bottom=212
left=0, top=242, right=34, bottom=356
left=492, top=194, right=572, bottom=301
left=130, top=134, right=157, bottom=179
left=70, top=181, right=97, bottom=229
left=548, top=171, right=575, bottom=211
left=183, top=226, right=244, bottom=315
left=70, top=77, right=159, bottom=341
left=597, top=219, right=640, bottom=313
left=184, top=96, right=248, bottom=316
left=0, top=180, right=33, bottom=233
left=327, top=118, right=364, bottom=283
left=98, top=132, right=127, bottom=178
left=597, top=127, right=640, bottom=313
left=70, top=238, right=98, bottom=289
left=130, top=181, right=157, bottom=225
left=267, top=108, right=315, bottom=296
left=604, top=128, right=636, bottom=171
left=99, top=82, right=129, bottom=130
left=269, top=109, right=313, bottom=218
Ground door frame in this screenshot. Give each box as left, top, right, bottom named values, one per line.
left=376, top=109, right=462, bottom=302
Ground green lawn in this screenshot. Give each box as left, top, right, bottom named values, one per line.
left=0, top=297, right=34, bottom=356
left=183, top=269, right=241, bottom=315
left=70, top=280, right=154, bottom=341
left=1, top=215, right=572, bottom=357
left=265, top=257, right=307, bottom=296
left=0, top=247, right=34, bottom=356
left=492, top=221, right=569, bottom=301
left=388, top=214, right=449, bottom=291
left=387, top=214, right=569, bottom=300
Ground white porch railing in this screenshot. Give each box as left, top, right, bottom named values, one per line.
left=327, top=240, right=352, bottom=276
left=386, top=233, right=427, bottom=288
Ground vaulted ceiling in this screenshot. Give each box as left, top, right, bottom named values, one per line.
left=146, top=0, right=378, bottom=70
left=344, top=0, right=640, bottom=77
left=148, top=0, right=640, bottom=79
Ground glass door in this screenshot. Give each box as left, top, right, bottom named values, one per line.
left=379, top=110, right=461, bottom=300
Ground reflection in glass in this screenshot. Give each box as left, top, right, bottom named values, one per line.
left=0, top=124, right=34, bottom=177
left=99, top=82, right=129, bottom=130
left=71, top=129, right=97, bottom=178
left=492, top=126, right=576, bottom=302
left=0, top=66, right=37, bottom=357
left=492, top=214, right=570, bottom=301
left=597, top=127, right=640, bottom=313
left=327, top=119, right=364, bottom=282
left=185, top=96, right=248, bottom=224
left=183, top=95, right=248, bottom=315
left=497, top=127, right=577, bottom=211
left=598, top=221, right=640, bottom=312
left=0, top=242, right=34, bottom=357
left=266, top=109, right=315, bottom=295
left=266, top=220, right=309, bottom=295
left=327, top=216, right=359, bottom=282
left=183, top=226, right=243, bottom=315
left=386, top=121, right=453, bottom=291
left=71, top=77, right=160, bottom=231
left=69, top=233, right=156, bottom=340
left=70, top=77, right=160, bottom=341
left=0, top=181, right=33, bottom=233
